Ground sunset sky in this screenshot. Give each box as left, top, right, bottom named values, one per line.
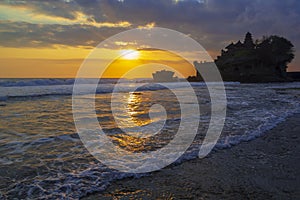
left=0, top=0, right=299, bottom=78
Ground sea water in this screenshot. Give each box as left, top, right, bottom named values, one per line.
left=0, top=79, right=299, bottom=199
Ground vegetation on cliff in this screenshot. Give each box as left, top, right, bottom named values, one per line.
left=189, top=32, right=295, bottom=83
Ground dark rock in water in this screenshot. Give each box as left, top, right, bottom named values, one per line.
left=287, top=72, right=300, bottom=81
left=152, top=69, right=178, bottom=82
left=189, top=32, right=295, bottom=83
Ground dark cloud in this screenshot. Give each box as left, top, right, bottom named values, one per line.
left=1, top=0, right=80, bottom=19
left=0, top=21, right=129, bottom=48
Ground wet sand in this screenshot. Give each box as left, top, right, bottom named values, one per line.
left=84, top=113, right=300, bottom=199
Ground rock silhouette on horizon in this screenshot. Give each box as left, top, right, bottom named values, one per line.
left=188, top=32, right=295, bottom=83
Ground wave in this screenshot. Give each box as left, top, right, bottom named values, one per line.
left=7, top=82, right=299, bottom=199
left=2, top=108, right=299, bottom=199
left=0, top=83, right=171, bottom=100
left=0, top=79, right=240, bottom=101
left=0, top=78, right=75, bottom=87
left=0, top=78, right=124, bottom=87
left=0, top=78, right=240, bottom=88
left=1, top=103, right=299, bottom=198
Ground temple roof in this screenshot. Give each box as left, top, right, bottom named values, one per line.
left=225, top=42, right=235, bottom=49
left=235, top=40, right=243, bottom=47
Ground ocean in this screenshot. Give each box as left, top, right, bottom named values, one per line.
left=0, top=78, right=299, bottom=199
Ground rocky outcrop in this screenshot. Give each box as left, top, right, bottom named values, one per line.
left=189, top=32, right=295, bottom=83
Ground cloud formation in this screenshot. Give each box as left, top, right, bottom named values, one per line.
left=0, top=0, right=299, bottom=70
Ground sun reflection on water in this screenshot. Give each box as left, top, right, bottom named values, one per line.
left=97, top=90, right=180, bottom=153
left=108, top=91, right=174, bottom=152
left=126, top=92, right=152, bottom=127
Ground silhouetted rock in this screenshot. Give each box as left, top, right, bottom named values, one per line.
left=152, top=69, right=178, bottom=82
left=190, top=32, right=295, bottom=83
left=287, top=72, right=300, bottom=81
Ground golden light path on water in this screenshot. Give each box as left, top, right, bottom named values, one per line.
left=126, top=92, right=152, bottom=127
left=106, top=89, right=180, bottom=153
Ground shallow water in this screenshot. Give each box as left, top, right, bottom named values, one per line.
left=0, top=80, right=299, bottom=199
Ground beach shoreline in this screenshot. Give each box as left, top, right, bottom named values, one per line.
left=83, top=113, right=300, bottom=199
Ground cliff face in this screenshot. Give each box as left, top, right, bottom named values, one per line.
left=189, top=32, right=294, bottom=83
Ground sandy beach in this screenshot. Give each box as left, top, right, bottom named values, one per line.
left=84, top=113, right=300, bottom=199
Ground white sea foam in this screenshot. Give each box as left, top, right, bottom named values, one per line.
left=0, top=79, right=240, bottom=101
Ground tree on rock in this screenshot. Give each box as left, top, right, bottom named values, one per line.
left=257, top=35, right=294, bottom=69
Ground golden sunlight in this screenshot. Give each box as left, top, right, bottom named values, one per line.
left=119, top=49, right=140, bottom=60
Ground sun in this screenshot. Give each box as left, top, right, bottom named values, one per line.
left=119, top=49, right=140, bottom=60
